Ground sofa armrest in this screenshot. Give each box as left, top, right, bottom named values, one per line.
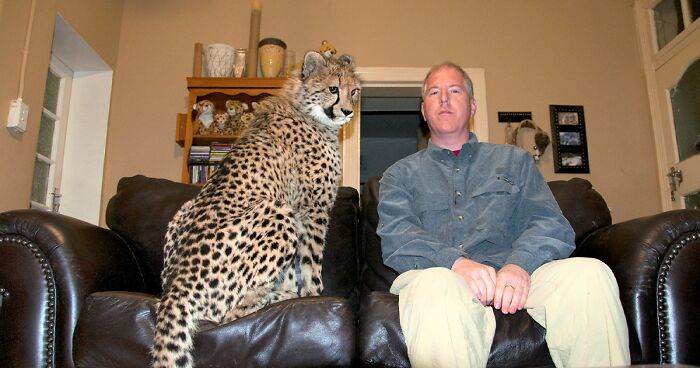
left=573, top=209, right=700, bottom=365
left=0, top=209, right=148, bottom=368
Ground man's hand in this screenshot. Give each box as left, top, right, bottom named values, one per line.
left=451, top=257, right=497, bottom=305
left=493, top=264, right=530, bottom=314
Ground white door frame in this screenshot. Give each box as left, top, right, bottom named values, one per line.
left=340, top=67, right=488, bottom=190
left=51, top=14, right=113, bottom=225
left=635, top=0, right=700, bottom=210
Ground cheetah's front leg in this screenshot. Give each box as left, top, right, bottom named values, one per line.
left=296, top=209, right=330, bottom=297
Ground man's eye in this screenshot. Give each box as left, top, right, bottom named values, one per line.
left=429, top=90, right=439, bottom=96
left=450, top=88, right=463, bottom=94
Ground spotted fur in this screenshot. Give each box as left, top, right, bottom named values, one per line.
left=151, top=51, right=360, bottom=368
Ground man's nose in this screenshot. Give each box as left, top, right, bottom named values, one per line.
left=440, top=90, right=449, bottom=105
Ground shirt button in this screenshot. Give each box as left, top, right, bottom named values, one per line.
left=456, top=191, right=463, bottom=197
left=457, top=215, right=464, bottom=221
left=458, top=243, right=464, bottom=249
left=455, top=168, right=461, bottom=172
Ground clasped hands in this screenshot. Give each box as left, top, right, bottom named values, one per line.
left=451, top=258, right=530, bottom=314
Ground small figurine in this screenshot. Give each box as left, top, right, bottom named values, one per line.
left=225, top=99, right=249, bottom=135
left=226, top=99, right=248, bottom=119
left=238, top=111, right=255, bottom=133
left=319, top=40, right=337, bottom=59
left=211, top=113, right=229, bottom=134
left=193, top=100, right=215, bottom=135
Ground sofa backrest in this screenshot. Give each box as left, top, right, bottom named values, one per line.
left=106, top=175, right=361, bottom=305
left=359, top=176, right=612, bottom=293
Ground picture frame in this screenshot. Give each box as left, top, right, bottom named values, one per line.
left=549, top=105, right=590, bottom=173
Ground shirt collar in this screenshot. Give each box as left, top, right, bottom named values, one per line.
left=427, top=132, right=479, bottom=161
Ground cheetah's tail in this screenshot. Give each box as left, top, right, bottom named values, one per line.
left=151, top=292, right=198, bottom=368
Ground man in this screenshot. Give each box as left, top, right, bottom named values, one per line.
left=377, top=62, right=630, bottom=368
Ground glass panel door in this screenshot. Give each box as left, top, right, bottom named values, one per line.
left=30, top=57, right=72, bottom=211
left=669, top=59, right=700, bottom=209
left=655, top=32, right=700, bottom=210
left=654, top=0, right=686, bottom=49
left=637, top=0, right=700, bottom=210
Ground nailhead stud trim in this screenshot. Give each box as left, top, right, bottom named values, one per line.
left=656, top=231, right=699, bottom=364
left=1, top=235, right=56, bottom=368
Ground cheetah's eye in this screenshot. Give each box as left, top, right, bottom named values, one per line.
left=328, top=86, right=339, bottom=94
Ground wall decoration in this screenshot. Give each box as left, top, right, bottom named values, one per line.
left=549, top=104, right=590, bottom=173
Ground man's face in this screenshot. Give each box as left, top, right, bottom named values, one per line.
left=421, top=67, right=476, bottom=138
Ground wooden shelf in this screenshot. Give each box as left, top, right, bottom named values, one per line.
left=192, top=134, right=242, bottom=146
left=187, top=77, right=286, bottom=89
left=177, top=76, right=287, bottom=184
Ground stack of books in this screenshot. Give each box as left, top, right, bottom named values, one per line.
left=188, top=146, right=210, bottom=164
left=209, top=142, right=234, bottom=164
left=188, top=146, right=211, bottom=183
left=188, top=143, right=235, bottom=184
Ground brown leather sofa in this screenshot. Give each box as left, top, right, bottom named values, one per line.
left=1, top=174, right=699, bottom=367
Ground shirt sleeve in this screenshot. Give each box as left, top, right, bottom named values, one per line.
left=504, top=152, right=576, bottom=274
left=377, top=168, right=466, bottom=274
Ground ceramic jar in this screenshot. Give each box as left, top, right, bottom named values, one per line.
left=204, top=43, right=235, bottom=77
left=258, top=38, right=287, bottom=78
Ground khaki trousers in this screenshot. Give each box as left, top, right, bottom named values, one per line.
left=390, top=257, right=631, bottom=368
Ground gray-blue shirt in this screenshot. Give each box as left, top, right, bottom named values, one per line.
left=377, top=133, right=575, bottom=275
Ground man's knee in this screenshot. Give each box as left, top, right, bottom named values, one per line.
left=416, top=266, right=463, bottom=283
left=405, top=267, right=469, bottom=296
left=565, top=257, right=614, bottom=281
left=544, top=257, right=618, bottom=295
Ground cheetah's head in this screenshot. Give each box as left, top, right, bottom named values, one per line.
left=297, top=51, right=361, bottom=129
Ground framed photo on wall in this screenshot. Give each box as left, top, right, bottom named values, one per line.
left=549, top=105, right=590, bottom=173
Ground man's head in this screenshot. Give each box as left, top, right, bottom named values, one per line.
left=422, top=62, right=474, bottom=99
left=420, top=62, right=477, bottom=150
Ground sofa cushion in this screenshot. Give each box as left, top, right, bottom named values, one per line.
left=105, top=175, right=360, bottom=303
left=74, top=291, right=356, bottom=367
left=547, top=178, right=611, bottom=244
left=106, top=175, right=199, bottom=293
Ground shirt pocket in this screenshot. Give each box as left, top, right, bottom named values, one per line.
left=471, top=175, right=521, bottom=239
left=471, top=175, right=520, bottom=197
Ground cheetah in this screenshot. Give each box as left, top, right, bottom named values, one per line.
left=152, top=51, right=361, bottom=368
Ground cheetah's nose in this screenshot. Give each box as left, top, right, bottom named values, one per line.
left=341, top=108, right=353, bottom=117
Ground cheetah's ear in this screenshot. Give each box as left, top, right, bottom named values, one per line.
left=301, top=51, right=326, bottom=79
left=338, top=54, right=354, bottom=67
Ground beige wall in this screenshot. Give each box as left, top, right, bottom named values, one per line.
left=1, top=0, right=660, bottom=224
left=105, top=0, right=658, bottom=223
left=0, top=0, right=123, bottom=212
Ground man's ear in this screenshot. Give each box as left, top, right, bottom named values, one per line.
left=469, top=98, right=477, bottom=119
left=420, top=102, right=426, bottom=121
left=301, top=51, right=326, bottom=79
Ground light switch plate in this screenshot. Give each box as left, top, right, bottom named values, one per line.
left=7, top=99, right=29, bottom=133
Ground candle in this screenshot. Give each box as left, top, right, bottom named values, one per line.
left=245, top=0, right=262, bottom=77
